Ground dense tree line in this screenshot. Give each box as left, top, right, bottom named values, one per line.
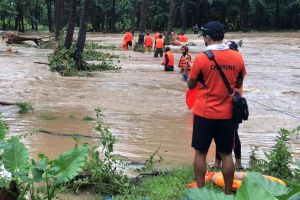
left=0, top=0, right=299, bottom=33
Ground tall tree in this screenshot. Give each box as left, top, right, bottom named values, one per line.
left=46, top=0, right=53, bottom=31
left=165, top=0, right=176, bottom=44
left=109, top=0, right=116, bottom=32
left=180, top=0, right=187, bottom=32
left=55, top=0, right=63, bottom=40
left=137, top=0, right=148, bottom=44
left=74, top=0, right=90, bottom=69
left=64, top=0, right=77, bottom=49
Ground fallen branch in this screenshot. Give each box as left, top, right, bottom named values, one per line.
left=0, top=101, right=17, bottom=106
left=38, top=129, right=100, bottom=139
left=34, top=61, right=49, bottom=65
left=2, top=31, right=52, bottom=46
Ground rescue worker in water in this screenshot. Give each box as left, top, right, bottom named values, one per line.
left=178, top=45, right=192, bottom=81
left=154, top=34, right=164, bottom=57
left=122, top=31, right=134, bottom=50
left=162, top=46, right=174, bottom=71
left=144, top=32, right=153, bottom=53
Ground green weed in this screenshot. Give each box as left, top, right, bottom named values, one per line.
left=40, top=114, right=58, bottom=120
left=16, top=102, right=34, bottom=113
left=83, top=115, right=95, bottom=121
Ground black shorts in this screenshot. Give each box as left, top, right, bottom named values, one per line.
left=192, top=115, right=234, bottom=154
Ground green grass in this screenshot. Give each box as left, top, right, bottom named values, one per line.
left=114, top=166, right=195, bottom=200
left=16, top=102, right=34, bottom=114
left=40, top=114, right=58, bottom=120
left=83, top=115, right=95, bottom=121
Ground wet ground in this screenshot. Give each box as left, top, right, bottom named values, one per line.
left=0, top=32, right=299, bottom=178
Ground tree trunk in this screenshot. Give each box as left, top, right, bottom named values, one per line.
left=109, top=0, right=116, bottom=32
left=138, top=0, right=148, bottom=44
left=180, top=0, right=187, bottom=32
left=240, top=0, right=249, bottom=31
left=47, top=0, right=53, bottom=32
left=35, top=0, right=39, bottom=31
left=64, top=0, right=77, bottom=49
left=199, top=0, right=208, bottom=26
left=55, top=0, right=63, bottom=40
left=166, top=0, right=176, bottom=44
left=139, top=0, right=147, bottom=33
left=275, top=0, right=283, bottom=29
left=74, top=0, right=90, bottom=70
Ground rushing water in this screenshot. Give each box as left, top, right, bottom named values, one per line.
left=0, top=32, right=299, bottom=173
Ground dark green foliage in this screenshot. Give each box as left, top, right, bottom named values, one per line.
left=16, top=102, right=34, bottom=113
left=248, top=127, right=299, bottom=183
left=48, top=44, right=119, bottom=76
left=0, top=0, right=299, bottom=33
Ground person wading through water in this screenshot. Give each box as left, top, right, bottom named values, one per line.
left=162, top=46, right=174, bottom=71
left=178, top=45, right=192, bottom=81
left=214, top=40, right=244, bottom=170
left=154, top=34, right=164, bottom=57
left=122, top=30, right=134, bottom=50
left=144, top=32, right=153, bottom=53
left=187, top=21, right=246, bottom=195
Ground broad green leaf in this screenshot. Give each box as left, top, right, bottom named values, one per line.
left=236, top=173, right=278, bottom=200
left=49, top=146, right=88, bottom=184
left=3, top=137, right=29, bottom=175
left=276, top=184, right=300, bottom=200
left=247, top=172, right=288, bottom=196
left=182, top=188, right=234, bottom=200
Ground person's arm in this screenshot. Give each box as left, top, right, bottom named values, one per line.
left=187, top=78, right=197, bottom=89
left=235, top=71, right=244, bottom=89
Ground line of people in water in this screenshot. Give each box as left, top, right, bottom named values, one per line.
left=122, top=30, right=240, bottom=87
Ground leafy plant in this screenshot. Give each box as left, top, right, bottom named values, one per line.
left=264, top=129, right=293, bottom=180
left=16, top=102, right=34, bottom=113
left=83, top=115, right=95, bottom=121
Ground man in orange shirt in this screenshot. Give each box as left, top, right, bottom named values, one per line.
left=162, top=47, right=174, bottom=71
left=154, top=34, right=164, bottom=57
left=187, top=21, right=246, bottom=194
left=144, top=32, right=153, bottom=53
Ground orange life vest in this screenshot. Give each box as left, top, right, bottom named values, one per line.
left=144, top=35, right=153, bottom=47
left=155, top=38, right=164, bottom=48
left=179, top=53, right=191, bottom=69
left=124, top=32, right=133, bottom=42
left=164, top=51, right=174, bottom=67
left=179, top=35, right=189, bottom=42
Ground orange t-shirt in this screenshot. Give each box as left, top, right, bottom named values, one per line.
left=144, top=35, right=153, bottom=47
left=155, top=38, right=164, bottom=48
left=189, top=49, right=246, bottom=119
left=124, top=32, right=133, bottom=42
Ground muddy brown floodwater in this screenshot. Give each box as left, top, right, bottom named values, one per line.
left=0, top=32, right=299, bottom=181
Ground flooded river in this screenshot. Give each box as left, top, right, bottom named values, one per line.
left=0, top=32, right=299, bottom=173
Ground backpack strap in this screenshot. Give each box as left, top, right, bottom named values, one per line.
left=204, top=50, right=233, bottom=95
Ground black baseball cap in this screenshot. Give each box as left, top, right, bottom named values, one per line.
left=200, top=21, right=224, bottom=37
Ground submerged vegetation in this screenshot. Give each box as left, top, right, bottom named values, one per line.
left=16, top=102, right=34, bottom=114
left=48, top=40, right=119, bottom=76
